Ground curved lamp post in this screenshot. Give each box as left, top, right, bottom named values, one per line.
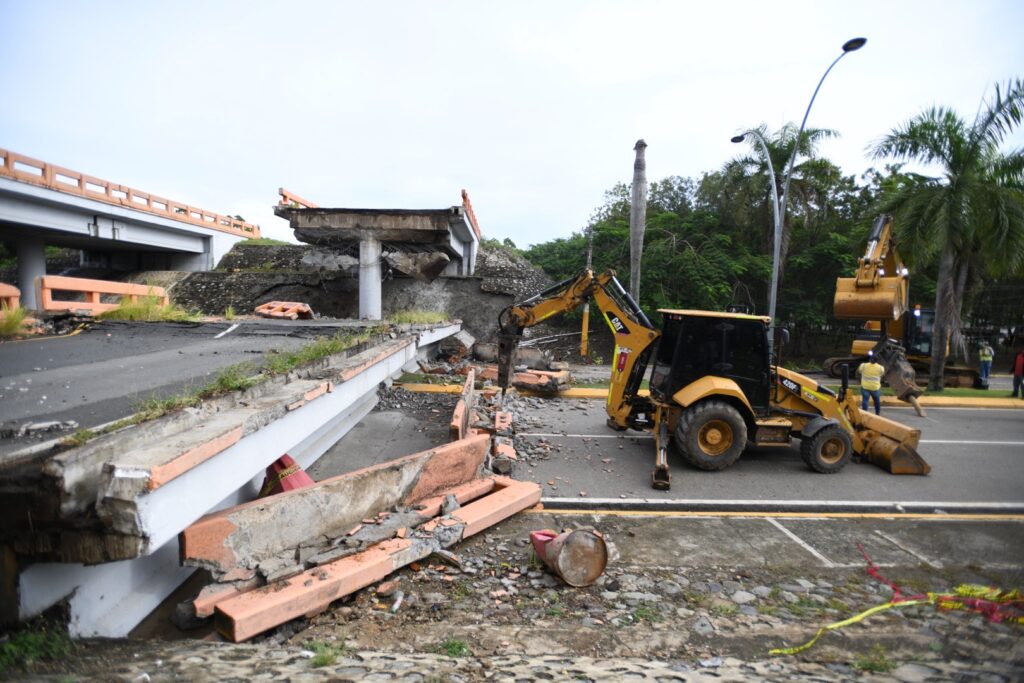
left=732, top=36, right=866, bottom=362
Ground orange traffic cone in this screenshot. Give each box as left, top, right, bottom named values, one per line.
left=258, top=454, right=315, bottom=497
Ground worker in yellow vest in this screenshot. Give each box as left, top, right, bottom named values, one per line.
left=857, top=356, right=885, bottom=415
left=978, top=341, right=994, bottom=380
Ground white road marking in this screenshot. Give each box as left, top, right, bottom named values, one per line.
left=541, top=497, right=1024, bottom=512
left=520, top=432, right=653, bottom=439
left=767, top=518, right=836, bottom=567
left=521, top=433, right=1024, bottom=447
left=873, top=530, right=943, bottom=568
left=920, top=439, right=1024, bottom=446
left=214, top=323, right=240, bottom=339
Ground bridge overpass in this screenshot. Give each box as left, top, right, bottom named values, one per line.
left=0, top=148, right=261, bottom=308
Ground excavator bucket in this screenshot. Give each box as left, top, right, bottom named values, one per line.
left=853, top=410, right=931, bottom=475
left=833, top=276, right=908, bottom=320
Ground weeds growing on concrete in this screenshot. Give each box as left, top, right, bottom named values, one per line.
left=389, top=310, right=447, bottom=325
left=0, top=303, right=29, bottom=338
left=224, top=305, right=236, bottom=320
left=709, top=603, right=739, bottom=617
left=853, top=644, right=897, bottom=673
left=305, top=640, right=347, bottom=667
left=97, top=295, right=196, bottom=322
left=434, top=638, right=472, bottom=658
left=60, top=329, right=385, bottom=448
left=633, top=605, right=662, bottom=622
left=0, top=620, right=72, bottom=674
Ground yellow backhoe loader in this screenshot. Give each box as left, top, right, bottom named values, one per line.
left=497, top=269, right=930, bottom=490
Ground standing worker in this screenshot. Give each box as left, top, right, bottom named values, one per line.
left=1011, top=347, right=1024, bottom=399
left=978, top=341, right=994, bottom=381
left=857, top=355, right=886, bottom=415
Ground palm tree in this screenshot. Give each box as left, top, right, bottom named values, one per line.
left=727, top=123, right=839, bottom=276
left=871, top=79, right=1024, bottom=390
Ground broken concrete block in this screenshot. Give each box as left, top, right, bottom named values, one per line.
left=491, top=456, right=513, bottom=475
left=180, top=434, right=491, bottom=579
left=383, top=250, right=450, bottom=282
left=214, top=477, right=540, bottom=641
left=254, top=301, right=314, bottom=320
left=439, top=330, right=477, bottom=360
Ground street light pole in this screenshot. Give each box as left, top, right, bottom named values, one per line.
left=732, top=37, right=866, bottom=363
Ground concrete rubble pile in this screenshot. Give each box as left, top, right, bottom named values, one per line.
left=177, top=369, right=542, bottom=641
left=420, top=329, right=573, bottom=394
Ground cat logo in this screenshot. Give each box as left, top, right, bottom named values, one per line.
left=608, top=315, right=629, bottom=335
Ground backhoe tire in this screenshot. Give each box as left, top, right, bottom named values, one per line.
left=674, top=401, right=747, bottom=471
left=801, top=425, right=853, bottom=474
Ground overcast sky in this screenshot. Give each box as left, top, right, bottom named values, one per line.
left=2, top=1, right=1022, bottom=246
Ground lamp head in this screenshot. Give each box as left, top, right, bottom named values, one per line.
left=730, top=134, right=746, bottom=143
left=842, top=37, right=867, bottom=52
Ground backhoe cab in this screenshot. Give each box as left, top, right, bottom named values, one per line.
left=497, top=269, right=930, bottom=490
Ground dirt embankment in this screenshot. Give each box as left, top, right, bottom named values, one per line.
left=166, top=243, right=557, bottom=342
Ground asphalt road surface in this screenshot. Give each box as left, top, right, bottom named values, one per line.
left=0, top=319, right=370, bottom=454
left=513, top=399, right=1024, bottom=511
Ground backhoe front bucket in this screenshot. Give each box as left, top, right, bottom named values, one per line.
left=854, top=410, right=930, bottom=475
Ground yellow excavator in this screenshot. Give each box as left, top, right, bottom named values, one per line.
left=826, top=215, right=979, bottom=393
left=496, top=268, right=930, bottom=490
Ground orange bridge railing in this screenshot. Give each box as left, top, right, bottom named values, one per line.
left=0, top=148, right=261, bottom=239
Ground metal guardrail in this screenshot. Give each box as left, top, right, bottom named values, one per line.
left=0, top=148, right=261, bottom=239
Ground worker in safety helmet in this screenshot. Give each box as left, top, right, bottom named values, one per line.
left=857, top=353, right=885, bottom=415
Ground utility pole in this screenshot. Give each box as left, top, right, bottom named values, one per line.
left=629, top=139, right=648, bottom=303
left=580, top=225, right=594, bottom=356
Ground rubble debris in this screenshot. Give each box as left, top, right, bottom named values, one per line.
left=382, top=249, right=450, bottom=282
left=530, top=529, right=608, bottom=587
left=473, top=342, right=555, bottom=371
left=15, top=420, right=79, bottom=437
left=254, top=301, right=314, bottom=320
left=437, top=329, right=477, bottom=360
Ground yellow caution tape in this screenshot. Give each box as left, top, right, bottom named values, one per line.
left=771, top=584, right=1023, bottom=656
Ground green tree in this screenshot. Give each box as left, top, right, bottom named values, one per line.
left=871, top=79, right=1024, bottom=390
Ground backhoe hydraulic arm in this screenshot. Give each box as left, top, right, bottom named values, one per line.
left=496, top=269, right=660, bottom=433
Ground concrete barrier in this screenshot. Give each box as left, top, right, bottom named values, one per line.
left=38, top=275, right=168, bottom=314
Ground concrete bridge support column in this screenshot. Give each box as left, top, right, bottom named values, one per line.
left=359, top=237, right=382, bottom=320
left=16, top=236, right=46, bottom=310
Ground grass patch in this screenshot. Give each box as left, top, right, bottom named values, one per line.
left=305, top=640, right=347, bottom=667
left=709, top=603, right=738, bottom=617
left=0, top=621, right=72, bottom=673
left=97, top=295, right=196, bottom=322
left=0, top=304, right=29, bottom=338
left=389, top=310, right=447, bottom=325
left=224, top=305, right=236, bottom=320
left=853, top=644, right=898, bottom=673
left=236, top=237, right=291, bottom=246
left=633, top=605, right=662, bottom=622
left=434, top=638, right=472, bottom=658
left=263, top=330, right=379, bottom=376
